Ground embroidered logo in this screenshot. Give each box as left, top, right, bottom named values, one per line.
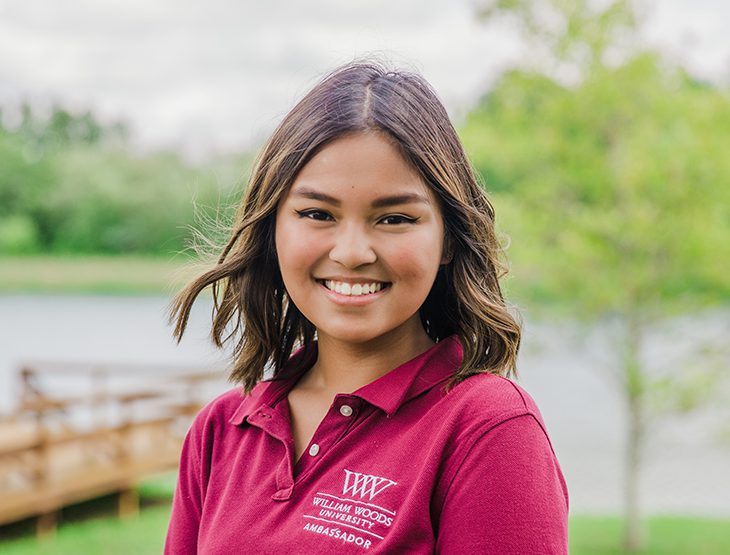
left=342, top=469, right=397, bottom=501
left=302, top=470, right=399, bottom=549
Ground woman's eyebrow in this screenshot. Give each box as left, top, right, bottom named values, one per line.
left=371, top=193, right=430, bottom=208
left=291, top=188, right=341, bottom=206
left=291, top=187, right=430, bottom=208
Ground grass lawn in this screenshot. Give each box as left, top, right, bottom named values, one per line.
left=0, top=473, right=178, bottom=555
left=570, top=515, right=730, bottom=554
left=0, top=255, right=211, bottom=295
left=1, top=472, right=728, bottom=554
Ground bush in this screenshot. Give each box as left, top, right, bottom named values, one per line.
left=0, top=214, right=41, bottom=254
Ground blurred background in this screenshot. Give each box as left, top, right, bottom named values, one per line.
left=1, top=0, right=729, bottom=553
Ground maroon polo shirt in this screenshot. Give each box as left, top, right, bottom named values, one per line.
left=165, top=335, right=569, bottom=554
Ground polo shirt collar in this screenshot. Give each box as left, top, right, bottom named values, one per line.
left=229, top=335, right=463, bottom=425
left=228, top=343, right=318, bottom=426
left=351, top=335, right=462, bottom=416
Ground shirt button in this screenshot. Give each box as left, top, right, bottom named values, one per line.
left=339, top=405, right=353, bottom=417
left=308, top=443, right=320, bottom=457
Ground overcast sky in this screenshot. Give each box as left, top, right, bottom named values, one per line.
left=1, top=0, right=728, bottom=161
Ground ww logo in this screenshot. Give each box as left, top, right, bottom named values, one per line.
left=342, top=469, right=397, bottom=501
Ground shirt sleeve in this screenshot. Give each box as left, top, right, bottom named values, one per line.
left=436, top=413, right=569, bottom=554
left=164, top=422, right=205, bottom=554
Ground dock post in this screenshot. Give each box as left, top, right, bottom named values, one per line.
left=36, top=510, right=57, bottom=539
left=118, top=487, right=140, bottom=519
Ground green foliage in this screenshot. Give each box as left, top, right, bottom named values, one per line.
left=468, top=3, right=730, bottom=549
left=461, top=53, right=730, bottom=321
left=0, top=104, right=244, bottom=256
left=476, top=0, right=638, bottom=76
left=0, top=132, right=56, bottom=249
left=0, top=214, right=41, bottom=253
left=4, top=102, right=127, bottom=153
left=44, top=147, right=218, bottom=254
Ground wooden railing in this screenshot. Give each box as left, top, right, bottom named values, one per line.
left=0, top=362, right=224, bottom=537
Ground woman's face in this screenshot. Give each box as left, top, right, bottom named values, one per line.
left=275, top=131, right=448, bottom=347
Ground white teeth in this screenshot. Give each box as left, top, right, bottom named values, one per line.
left=322, top=280, right=386, bottom=296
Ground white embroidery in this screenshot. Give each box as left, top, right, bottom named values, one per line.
left=342, top=469, right=397, bottom=501
left=315, top=491, right=396, bottom=516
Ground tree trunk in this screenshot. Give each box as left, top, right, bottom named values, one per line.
left=623, top=313, right=645, bottom=552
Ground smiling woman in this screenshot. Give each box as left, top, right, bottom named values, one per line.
left=164, top=60, right=569, bottom=554
left=275, top=132, right=447, bottom=353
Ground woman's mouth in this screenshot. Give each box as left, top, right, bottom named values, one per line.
left=316, top=279, right=391, bottom=297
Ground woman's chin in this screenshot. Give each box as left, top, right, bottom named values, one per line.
left=315, top=327, right=385, bottom=346
left=314, top=317, right=422, bottom=347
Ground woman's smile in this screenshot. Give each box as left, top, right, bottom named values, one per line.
left=319, top=279, right=389, bottom=296
left=315, top=278, right=392, bottom=305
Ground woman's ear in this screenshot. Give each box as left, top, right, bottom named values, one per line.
left=440, top=235, right=453, bottom=265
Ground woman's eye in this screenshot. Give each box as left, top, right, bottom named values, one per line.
left=379, top=214, right=417, bottom=225
left=296, top=209, right=333, bottom=222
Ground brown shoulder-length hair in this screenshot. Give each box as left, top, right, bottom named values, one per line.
left=167, top=59, right=521, bottom=393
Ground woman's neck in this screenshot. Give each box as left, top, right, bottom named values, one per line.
left=298, top=320, right=435, bottom=395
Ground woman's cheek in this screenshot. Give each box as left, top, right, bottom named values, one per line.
left=395, top=234, right=443, bottom=279
left=278, top=220, right=317, bottom=263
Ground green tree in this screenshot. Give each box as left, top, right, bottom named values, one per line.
left=44, top=146, right=230, bottom=255
left=0, top=103, right=129, bottom=253
left=0, top=131, right=55, bottom=252
left=0, top=102, right=239, bottom=257
left=12, top=102, right=127, bottom=152
left=469, top=0, right=730, bottom=550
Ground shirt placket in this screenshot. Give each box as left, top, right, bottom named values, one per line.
left=246, top=404, right=297, bottom=501
left=293, top=394, right=362, bottom=480
left=246, top=395, right=364, bottom=501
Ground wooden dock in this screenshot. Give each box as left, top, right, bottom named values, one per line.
left=0, top=362, right=223, bottom=537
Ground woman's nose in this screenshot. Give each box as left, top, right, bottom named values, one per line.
left=328, top=223, right=377, bottom=268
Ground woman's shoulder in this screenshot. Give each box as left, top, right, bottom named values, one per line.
left=439, top=372, right=547, bottom=432
left=434, top=373, right=560, bottom=474
left=448, top=372, right=539, bottom=409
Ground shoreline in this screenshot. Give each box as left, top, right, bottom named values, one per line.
left=0, top=255, right=209, bottom=295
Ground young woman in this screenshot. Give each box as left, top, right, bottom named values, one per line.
left=164, top=61, right=569, bottom=554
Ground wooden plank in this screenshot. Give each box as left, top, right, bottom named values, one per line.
left=116, top=391, right=166, bottom=403
left=0, top=360, right=219, bottom=528
left=18, top=390, right=169, bottom=412
left=0, top=421, right=41, bottom=456
left=0, top=449, right=180, bottom=526
left=45, top=416, right=180, bottom=447
left=0, top=416, right=180, bottom=457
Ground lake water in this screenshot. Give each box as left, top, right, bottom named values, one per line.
left=1, top=294, right=728, bottom=516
